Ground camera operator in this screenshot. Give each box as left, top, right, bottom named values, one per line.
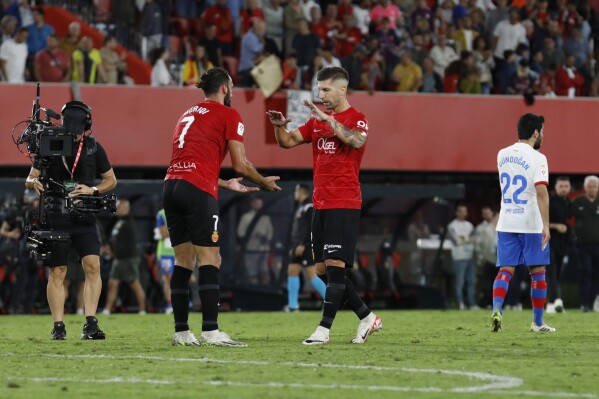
left=25, top=100, right=117, bottom=340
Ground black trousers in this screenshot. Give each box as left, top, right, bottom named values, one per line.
left=576, top=242, right=599, bottom=309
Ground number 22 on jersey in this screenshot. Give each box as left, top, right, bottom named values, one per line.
left=500, top=173, right=528, bottom=204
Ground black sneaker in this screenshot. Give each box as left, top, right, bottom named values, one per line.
left=81, top=322, right=106, bottom=340
left=51, top=327, right=66, bottom=340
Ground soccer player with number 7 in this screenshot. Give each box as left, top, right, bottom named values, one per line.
left=163, top=68, right=281, bottom=347
left=492, top=113, right=555, bottom=333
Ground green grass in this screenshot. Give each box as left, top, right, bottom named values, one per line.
left=0, top=310, right=598, bottom=399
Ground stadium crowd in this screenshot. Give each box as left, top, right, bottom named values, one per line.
left=1, top=0, right=599, bottom=95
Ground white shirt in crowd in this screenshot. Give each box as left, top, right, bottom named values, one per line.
left=0, top=38, right=28, bottom=83
left=448, top=219, right=475, bottom=261
left=151, top=59, right=172, bottom=87
left=493, top=20, right=526, bottom=59
left=353, top=4, right=371, bottom=35
left=496, top=142, right=549, bottom=234
left=429, top=44, right=458, bottom=77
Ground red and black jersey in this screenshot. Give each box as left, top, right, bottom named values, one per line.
left=165, top=100, right=244, bottom=199
left=298, top=107, right=368, bottom=210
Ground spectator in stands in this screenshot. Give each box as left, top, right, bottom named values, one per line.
left=100, top=35, right=127, bottom=85
left=150, top=46, right=176, bottom=86
left=141, top=0, right=163, bottom=62
left=412, top=0, right=434, bottom=33
left=337, top=0, right=354, bottom=21
left=237, top=196, right=274, bottom=285
left=471, top=8, right=487, bottom=37
left=370, top=0, right=401, bottom=30
left=375, top=16, right=402, bottom=82
left=293, top=18, right=321, bottom=87
left=26, top=8, right=53, bottom=61
left=420, top=57, right=443, bottom=93
left=558, top=0, right=582, bottom=39
left=240, top=0, right=264, bottom=34
left=459, top=66, right=482, bottom=93
left=497, top=49, right=517, bottom=93
left=5, top=0, right=33, bottom=29
left=0, top=26, right=28, bottom=83
left=72, top=36, right=106, bottom=84
left=563, top=27, right=589, bottom=69
left=473, top=206, right=497, bottom=308
left=239, top=19, right=267, bottom=87
left=300, top=0, right=318, bottom=22
left=200, top=23, right=223, bottom=67
left=284, top=0, right=305, bottom=57
left=1, top=15, right=17, bottom=46
left=60, top=21, right=81, bottom=57
left=181, top=44, right=214, bottom=87
left=176, top=0, right=198, bottom=18
left=309, top=5, right=328, bottom=45
left=34, top=33, right=70, bottom=83
left=454, top=15, right=478, bottom=53
left=353, top=0, right=372, bottom=36
left=392, top=51, right=423, bottom=92
left=342, top=43, right=368, bottom=91
left=507, top=58, right=537, bottom=95
left=112, top=0, right=137, bottom=50
left=334, top=14, right=362, bottom=59
left=530, top=50, right=544, bottom=74
left=542, top=36, right=565, bottom=70
left=282, top=51, right=299, bottom=89
left=555, top=53, right=585, bottom=96
left=409, top=34, right=429, bottom=68
left=448, top=204, right=477, bottom=310
left=430, top=34, right=459, bottom=77
left=536, top=62, right=557, bottom=95
left=203, top=0, right=235, bottom=56
left=438, top=0, right=455, bottom=27
left=103, top=199, right=146, bottom=315
left=321, top=44, right=341, bottom=68
left=321, top=4, right=344, bottom=47
left=493, top=8, right=527, bottom=63
left=264, top=0, right=284, bottom=54
left=486, top=0, right=509, bottom=36
left=473, top=35, right=495, bottom=94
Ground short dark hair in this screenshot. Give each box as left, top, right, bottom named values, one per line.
left=316, top=66, right=349, bottom=83
left=196, top=67, right=230, bottom=94
left=556, top=176, right=570, bottom=183
left=517, top=113, right=544, bottom=140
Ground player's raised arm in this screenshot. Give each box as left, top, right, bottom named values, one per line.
left=303, top=100, right=367, bottom=149
left=266, top=110, right=305, bottom=149
left=227, top=140, right=281, bottom=192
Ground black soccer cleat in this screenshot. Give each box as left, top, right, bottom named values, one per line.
left=51, top=327, right=66, bottom=340
left=81, top=322, right=106, bottom=340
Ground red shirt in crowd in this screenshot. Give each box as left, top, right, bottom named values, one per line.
left=35, top=48, right=70, bottom=82
left=298, top=107, right=368, bottom=210
left=240, top=8, right=264, bottom=34
left=203, top=5, right=234, bottom=44
left=165, top=100, right=245, bottom=199
left=335, top=26, right=362, bottom=57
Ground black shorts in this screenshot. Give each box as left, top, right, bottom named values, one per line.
left=45, top=215, right=102, bottom=267
left=290, top=244, right=314, bottom=267
left=163, top=179, right=220, bottom=247
left=312, top=209, right=360, bottom=266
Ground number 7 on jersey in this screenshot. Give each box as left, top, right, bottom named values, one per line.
left=178, top=116, right=195, bottom=149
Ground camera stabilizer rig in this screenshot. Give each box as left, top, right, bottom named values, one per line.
left=13, top=84, right=117, bottom=262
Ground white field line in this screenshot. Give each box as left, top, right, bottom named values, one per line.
left=1, top=353, right=596, bottom=399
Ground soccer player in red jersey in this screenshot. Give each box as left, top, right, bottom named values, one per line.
left=164, top=68, right=281, bottom=347
left=267, top=66, right=383, bottom=345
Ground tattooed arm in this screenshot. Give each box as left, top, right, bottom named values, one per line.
left=303, top=100, right=368, bottom=149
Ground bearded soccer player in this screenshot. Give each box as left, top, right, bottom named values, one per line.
left=267, top=66, right=382, bottom=345
left=492, top=113, right=555, bottom=333
left=164, top=67, right=281, bottom=346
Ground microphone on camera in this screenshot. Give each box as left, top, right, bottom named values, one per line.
left=44, top=108, right=61, bottom=120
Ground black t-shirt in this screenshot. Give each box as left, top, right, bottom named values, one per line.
left=33, top=137, right=111, bottom=190
left=110, top=216, right=138, bottom=259
left=570, top=195, right=599, bottom=244
left=549, top=194, right=571, bottom=250
left=291, top=200, right=313, bottom=248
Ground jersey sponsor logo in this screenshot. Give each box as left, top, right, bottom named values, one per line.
left=357, top=120, right=369, bottom=131
left=324, top=244, right=342, bottom=252
left=169, top=162, right=197, bottom=171
left=237, top=122, right=245, bottom=136
left=317, top=138, right=337, bottom=154
left=183, top=106, right=210, bottom=116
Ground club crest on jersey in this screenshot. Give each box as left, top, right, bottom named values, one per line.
left=211, top=231, right=219, bottom=243
left=317, top=138, right=337, bottom=154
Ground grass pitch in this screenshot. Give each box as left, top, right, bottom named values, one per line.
left=0, top=309, right=598, bottom=399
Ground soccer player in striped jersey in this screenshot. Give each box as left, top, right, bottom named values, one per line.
left=492, top=113, right=555, bottom=333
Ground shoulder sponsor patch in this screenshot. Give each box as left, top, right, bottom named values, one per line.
left=237, top=122, right=245, bottom=136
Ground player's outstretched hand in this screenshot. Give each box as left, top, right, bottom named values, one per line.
left=224, top=177, right=260, bottom=193
left=541, top=225, right=551, bottom=250
left=261, top=176, right=282, bottom=192
left=303, top=100, right=328, bottom=122
left=266, top=110, right=291, bottom=127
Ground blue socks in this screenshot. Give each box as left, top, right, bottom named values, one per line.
left=287, top=276, right=300, bottom=310
left=310, top=275, right=327, bottom=299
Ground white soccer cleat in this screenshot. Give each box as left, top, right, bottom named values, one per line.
left=554, top=298, right=565, bottom=313
left=351, top=314, right=383, bottom=344
left=302, top=329, right=330, bottom=345
left=530, top=323, right=556, bottom=333
left=200, top=331, right=247, bottom=347
left=172, top=330, right=200, bottom=346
